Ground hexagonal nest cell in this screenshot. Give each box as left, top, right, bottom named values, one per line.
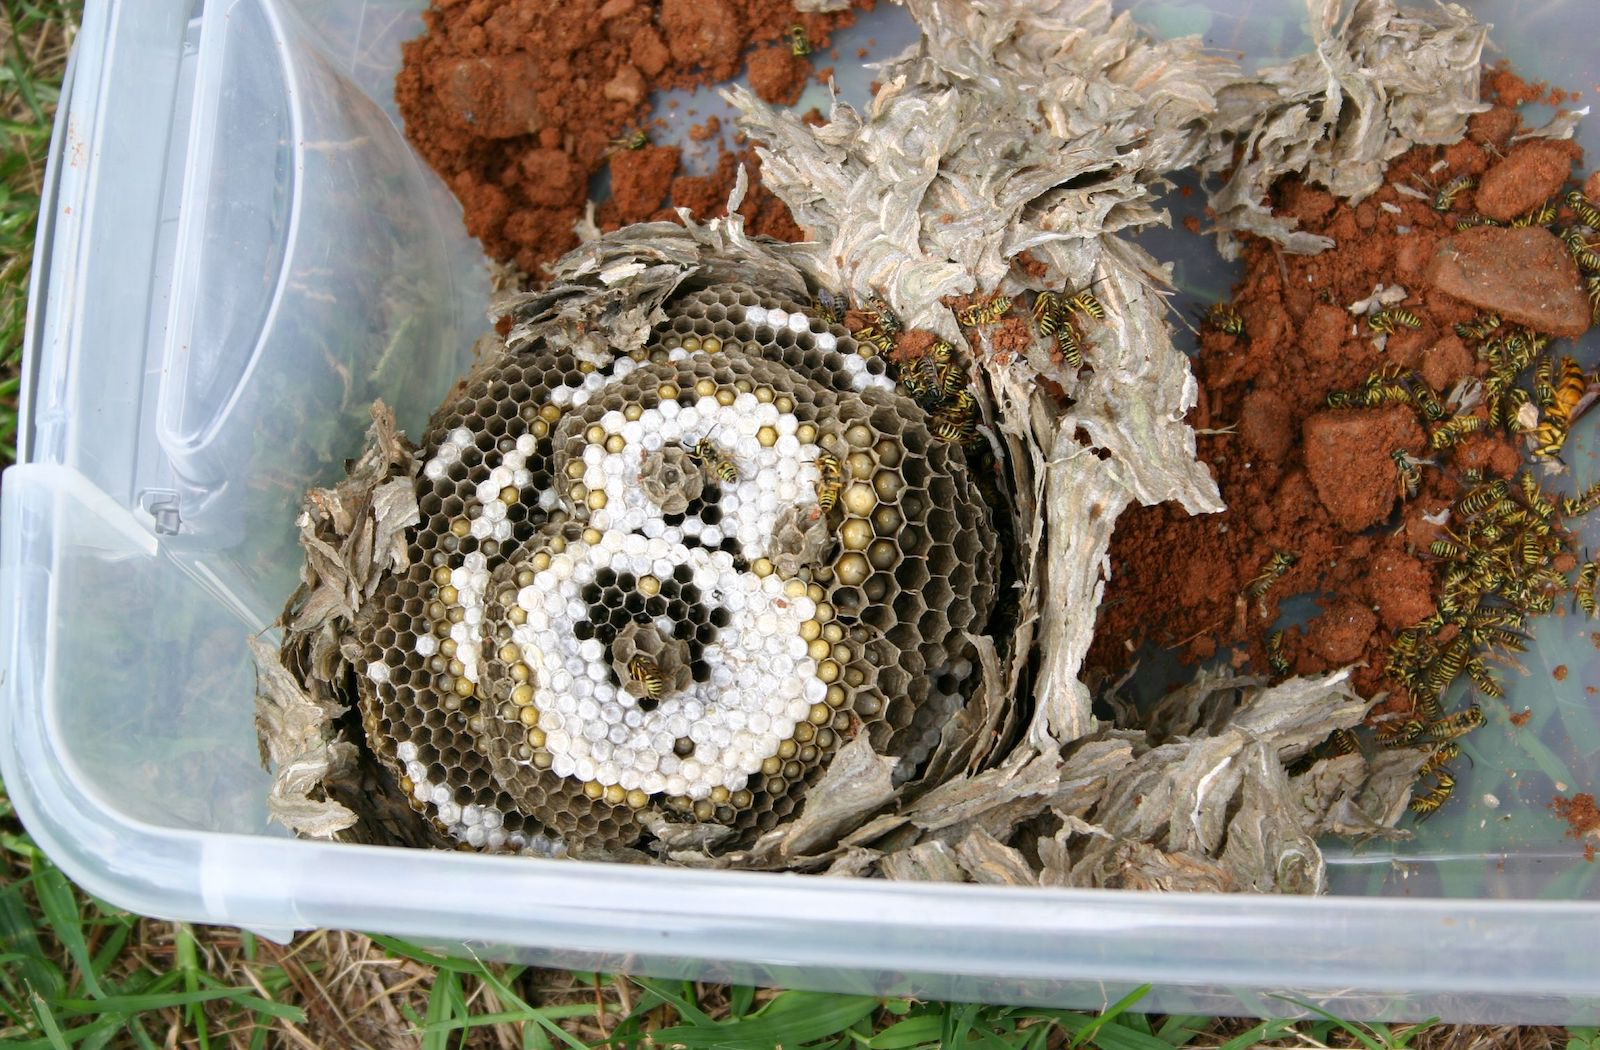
left=317, top=280, right=1001, bottom=859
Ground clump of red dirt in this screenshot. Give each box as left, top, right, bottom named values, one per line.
left=395, top=0, right=871, bottom=276
left=1089, top=70, right=1588, bottom=714
left=1552, top=793, right=1600, bottom=853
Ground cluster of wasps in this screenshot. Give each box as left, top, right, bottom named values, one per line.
left=1437, top=180, right=1600, bottom=456
left=901, top=340, right=980, bottom=445
left=1254, top=176, right=1600, bottom=822
left=1381, top=470, right=1586, bottom=816
left=1325, top=363, right=1445, bottom=428
left=1310, top=331, right=1600, bottom=816
left=830, top=291, right=899, bottom=358
left=1559, top=190, right=1600, bottom=324
left=1433, top=174, right=1559, bottom=232
left=814, top=289, right=981, bottom=448
left=1029, top=287, right=1104, bottom=370
left=938, top=280, right=1106, bottom=379
left=1450, top=311, right=1598, bottom=460
left=686, top=432, right=739, bottom=485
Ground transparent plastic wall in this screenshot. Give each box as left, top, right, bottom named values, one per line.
left=4, top=0, right=1600, bottom=1023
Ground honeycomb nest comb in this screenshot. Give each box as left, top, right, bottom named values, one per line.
left=335, top=274, right=999, bottom=860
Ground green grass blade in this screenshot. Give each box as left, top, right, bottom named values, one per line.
left=27, top=990, right=70, bottom=1050
left=868, top=1014, right=945, bottom=1049
left=1093, top=1022, right=1183, bottom=1050
left=1270, top=996, right=1384, bottom=1050
left=1392, top=1019, right=1442, bottom=1049
left=29, top=866, right=103, bottom=999
left=0, top=886, right=64, bottom=1000
left=421, top=1003, right=595, bottom=1035
left=1212, top=1019, right=1299, bottom=1050
left=652, top=991, right=880, bottom=1049
left=129, top=1016, right=163, bottom=1050
left=87, top=918, right=132, bottom=978
left=174, top=923, right=207, bottom=1050
left=420, top=968, right=458, bottom=1050
left=53, top=987, right=305, bottom=1021
left=459, top=955, right=589, bottom=1050
left=398, top=998, right=425, bottom=1029
left=1019, top=1008, right=1173, bottom=1050
left=522, top=1010, right=591, bottom=1050
left=969, top=1020, right=1024, bottom=1050
left=1118, top=1012, right=1154, bottom=1036
left=1155, top=1014, right=1209, bottom=1046
left=630, top=976, right=717, bottom=1026
left=1071, top=985, right=1152, bottom=1049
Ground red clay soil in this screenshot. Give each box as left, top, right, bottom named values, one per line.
left=1427, top=225, right=1591, bottom=336
left=747, top=45, right=812, bottom=106
left=1474, top=139, right=1572, bottom=220
left=396, top=0, right=871, bottom=276
left=1089, top=71, right=1588, bottom=710
left=1553, top=793, right=1600, bottom=841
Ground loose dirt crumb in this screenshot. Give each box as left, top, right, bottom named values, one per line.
left=688, top=115, right=721, bottom=141
left=747, top=44, right=810, bottom=105
left=1368, top=549, right=1436, bottom=630
left=658, top=149, right=805, bottom=242
left=1552, top=793, right=1600, bottom=840
left=1426, top=227, right=1591, bottom=337
left=1474, top=139, right=1579, bottom=220
left=1554, top=664, right=1569, bottom=681
left=890, top=329, right=938, bottom=362
left=609, top=145, right=680, bottom=222
left=1013, top=250, right=1049, bottom=280
left=1302, top=406, right=1427, bottom=532
left=1510, top=708, right=1532, bottom=726
left=1306, top=600, right=1379, bottom=664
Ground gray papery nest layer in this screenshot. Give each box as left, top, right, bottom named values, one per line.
left=1200, top=0, right=1582, bottom=257
left=255, top=0, right=1504, bottom=893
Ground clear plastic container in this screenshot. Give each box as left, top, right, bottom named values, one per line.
left=5, top=0, right=1600, bottom=1024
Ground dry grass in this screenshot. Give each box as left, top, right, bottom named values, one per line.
left=125, top=926, right=438, bottom=1050
left=1411, top=1026, right=1569, bottom=1050
left=33, top=921, right=1561, bottom=1050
